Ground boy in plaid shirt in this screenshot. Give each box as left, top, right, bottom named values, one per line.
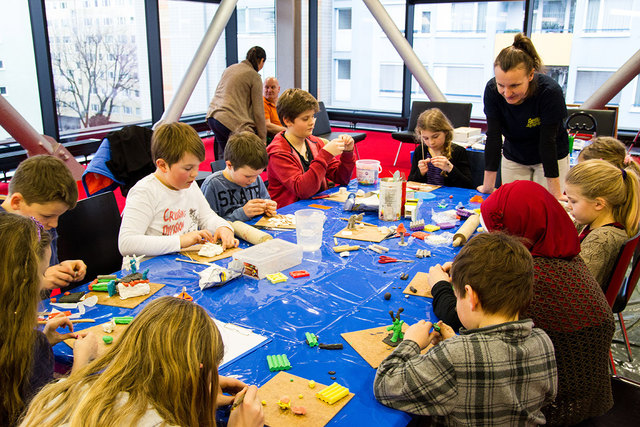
left=374, top=232, right=557, bottom=426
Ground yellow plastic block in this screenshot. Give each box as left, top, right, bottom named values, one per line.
left=316, top=382, right=349, bottom=405
left=266, top=272, right=288, bottom=284
left=424, top=224, right=440, bottom=232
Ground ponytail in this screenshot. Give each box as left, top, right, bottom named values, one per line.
left=494, top=33, right=544, bottom=74
left=619, top=167, right=640, bottom=236
left=246, top=46, right=266, bottom=71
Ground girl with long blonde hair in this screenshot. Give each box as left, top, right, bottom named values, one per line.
left=565, top=159, right=640, bottom=288
left=578, top=136, right=640, bottom=176
left=0, top=213, right=94, bottom=425
left=408, top=108, right=473, bottom=188
left=20, top=296, right=263, bottom=427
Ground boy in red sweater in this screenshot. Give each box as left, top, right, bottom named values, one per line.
left=266, top=89, right=355, bottom=207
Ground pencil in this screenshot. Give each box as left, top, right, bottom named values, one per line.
left=339, top=218, right=377, bottom=227
left=231, top=389, right=246, bottom=411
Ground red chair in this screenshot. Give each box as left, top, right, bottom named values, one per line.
left=604, top=231, right=640, bottom=368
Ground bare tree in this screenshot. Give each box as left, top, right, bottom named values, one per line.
left=51, top=29, right=139, bottom=128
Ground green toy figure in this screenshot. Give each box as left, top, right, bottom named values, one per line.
left=384, top=308, right=405, bottom=347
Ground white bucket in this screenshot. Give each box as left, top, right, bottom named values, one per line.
left=356, top=159, right=382, bottom=185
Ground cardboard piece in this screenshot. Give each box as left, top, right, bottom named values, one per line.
left=86, top=283, right=165, bottom=308
left=405, top=181, right=440, bottom=192
left=333, top=226, right=388, bottom=243
left=255, top=214, right=297, bottom=229
left=258, top=371, right=354, bottom=427
left=402, top=272, right=433, bottom=298
left=180, top=246, right=242, bottom=263
left=324, top=191, right=376, bottom=203
left=63, top=321, right=129, bottom=357
left=342, top=323, right=429, bottom=368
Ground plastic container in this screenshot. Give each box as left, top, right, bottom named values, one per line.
left=379, top=178, right=402, bottom=221
left=295, top=209, right=326, bottom=251
left=356, top=159, right=382, bottom=185
left=229, top=239, right=303, bottom=280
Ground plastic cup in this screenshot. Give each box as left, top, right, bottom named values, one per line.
left=356, top=159, right=382, bottom=185
left=295, top=209, right=326, bottom=252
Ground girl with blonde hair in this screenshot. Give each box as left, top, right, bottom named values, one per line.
left=565, top=159, right=640, bottom=288
left=578, top=136, right=640, bottom=176
left=0, top=213, right=95, bottom=425
left=20, top=296, right=263, bottom=427
left=407, top=108, right=473, bottom=188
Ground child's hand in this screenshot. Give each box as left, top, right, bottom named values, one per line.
left=417, top=159, right=430, bottom=176
left=427, top=264, right=451, bottom=292
left=403, top=320, right=441, bottom=350
left=430, top=156, right=453, bottom=173
left=43, top=315, right=76, bottom=345
left=214, top=226, right=238, bottom=250
left=217, top=375, right=247, bottom=406
left=243, top=199, right=268, bottom=218
left=72, top=331, right=98, bottom=373
left=43, top=262, right=85, bottom=289
left=340, top=134, right=355, bottom=152
left=322, top=138, right=346, bottom=157
left=60, top=260, right=87, bottom=283
left=429, top=321, right=456, bottom=345
left=228, top=386, right=264, bottom=427
left=179, top=230, right=215, bottom=248
left=264, top=200, right=277, bottom=217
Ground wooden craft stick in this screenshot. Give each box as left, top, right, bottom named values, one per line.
left=333, top=245, right=361, bottom=253
left=175, top=257, right=213, bottom=266
left=338, top=217, right=377, bottom=227
left=38, top=319, right=95, bottom=325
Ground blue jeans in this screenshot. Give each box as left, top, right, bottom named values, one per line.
left=207, top=117, right=231, bottom=159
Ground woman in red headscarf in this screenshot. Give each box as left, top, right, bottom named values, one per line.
left=429, top=180, right=614, bottom=425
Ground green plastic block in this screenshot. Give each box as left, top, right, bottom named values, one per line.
left=113, top=316, right=134, bottom=324
left=305, top=332, right=318, bottom=347
left=267, top=354, right=291, bottom=371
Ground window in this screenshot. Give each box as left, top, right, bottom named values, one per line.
left=534, top=0, right=575, bottom=33
left=585, top=0, right=631, bottom=32
left=159, top=0, right=227, bottom=117
left=337, top=59, right=351, bottom=80
left=380, top=64, right=402, bottom=93
left=0, top=2, right=43, bottom=141
left=635, top=78, right=640, bottom=107
left=237, top=1, right=276, bottom=81
left=337, top=9, right=351, bottom=30
left=45, top=0, right=151, bottom=133
left=421, top=11, right=431, bottom=33
left=574, top=70, right=622, bottom=105
left=446, top=2, right=487, bottom=33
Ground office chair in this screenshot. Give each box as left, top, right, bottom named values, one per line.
left=391, top=101, right=472, bottom=165
left=566, top=108, right=617, bottom=138
left=313, top=101, right=366, bottom=159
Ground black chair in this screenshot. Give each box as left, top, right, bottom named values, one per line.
left=313, top=101, right=366, bottom=159
left=56, top=191, right=122, bottom=286
left=210, top=159, right=226, bottom=173
left=391, top=101, right=472, bottom=165
left=566, top=108, right=617, bottom=138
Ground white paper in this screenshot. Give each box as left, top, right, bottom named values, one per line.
left=213, top=319, right=269, bottom=368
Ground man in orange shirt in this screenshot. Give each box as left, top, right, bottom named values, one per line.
left=263, top=77, right=286, bottom=139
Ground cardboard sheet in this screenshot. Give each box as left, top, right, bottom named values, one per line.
left=402, top=272, right=433, bottom=298
left=333, top=226, right=388, bottom=243
left=255, top=214, right=297, bottom=229
left=258, top=371, right=354, bottom=427
left=180, top=246, right=242, bottom=263
left=342, top=323, right=427, bottom=368
left=86, top=283, right=164, bottom=308
left=405, top=181, right=440, bottom=192
left=63, top=321, right=128, bottom=357
left=324, top=191, right=376, bottom=203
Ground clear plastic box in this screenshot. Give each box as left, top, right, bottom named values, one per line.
left=229, top=238, right=303, bottom=280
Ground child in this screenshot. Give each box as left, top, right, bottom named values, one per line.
left=266, top=88, right=355, bottom=207
left=578, top=136, right=640, bottom=176
left=565, top=159, right=640, bottom=288
left=407, top=108, right=473, bottom=188
left=118, top=122, right=237, bottom=257
left=0, top=213, right=96, bottom=425
left=20, top=297, right=264, bottom=427
left=374, top=232, right=557, bottom=425
left=0, top=155, right=87, bottom=290
left=202, top=131, right=277, bottom=221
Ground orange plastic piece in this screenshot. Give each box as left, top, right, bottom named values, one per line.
left=469, top=195, right=484, bottom=203
left=411, top=231, right=430, bottom=240
left=49, top=311, right=72, bottom=319
left=396, top=223, right=407, bottom=234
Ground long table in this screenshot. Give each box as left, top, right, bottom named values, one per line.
left=48, top=181, right=481, bottom=426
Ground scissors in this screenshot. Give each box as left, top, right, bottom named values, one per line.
left=378, top=256, right=415, bottom=264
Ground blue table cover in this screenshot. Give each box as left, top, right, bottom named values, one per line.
left=46, top=180, right=482, bottom=426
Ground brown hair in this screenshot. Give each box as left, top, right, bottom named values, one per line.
left=494, top=33, right=544, bottom=97
left=225, top=131, right=268, bottom=170
left=21, top=297, right=224, bottom=427
left=579, top=136, right=640, bottom=176
left=0, top=213, right=51, bottom=425
left=414, top=108, right=454, bottom=160
left=8, top=155, right=78, bottom=209
left=566, top=159, right=640, bottom=237
left=276, top=88, right=319, bottom=125
left=151, top=122, right=205, bottom=166
left=450, top=232, right=534, bottom=318
left=246, top=46, right=266, bottom=71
